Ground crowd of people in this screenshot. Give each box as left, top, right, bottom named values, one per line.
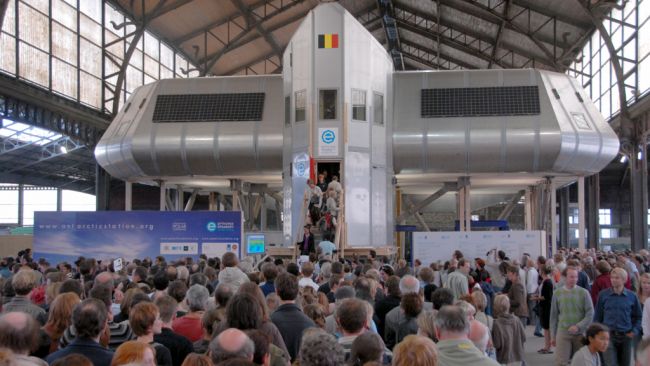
left=2, top=246, right=650, bottom=366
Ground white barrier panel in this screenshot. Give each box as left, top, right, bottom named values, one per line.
left=412, top=231, right=545, bottom=266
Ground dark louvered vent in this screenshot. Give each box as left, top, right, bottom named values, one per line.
left=421, top=86, right=540, bottom=118
left=152, top=93, right=265, bottom=122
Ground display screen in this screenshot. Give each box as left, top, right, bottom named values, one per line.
left=247, top=234, right=265, bottom=254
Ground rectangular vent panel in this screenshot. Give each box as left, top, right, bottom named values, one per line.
left=421, top=86, right=540, bottom=118
left=152, top=93, right=265, bottom=122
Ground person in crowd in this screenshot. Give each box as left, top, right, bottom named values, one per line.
left=434, top=305, right=499, bottom=365
left=303, top=303, right=326, bottom=328
left=213, top=282, right=233, bottom=320
left=0, top=312, right=47, bottom=366
left=550, top=267, right=594, bottom=366
left=37, top=292, right=80, bottom=356
left=259, top=263, right=278, bottom=297
left=214, top=291, right=289, bottom=356
left=525, top=259, right=540, bottom=331
left=375, top=275, right=401, bottom=337
left=180, top=353, right=212, bottom=366
left=152, top=272, right=170, bottom=301
left=506, top=265, right=529, bottom=327
left=486, top=249, right=508, bottom=292
left=471, top=290, right=493, bottom=331
left=60, top=284, right=135, bottom=351
left=298, top=328, right=344, bottom=366
left=297, top=225, right=316, bottom=256
left=172, top=284, right=208, bottom=342
left=570, top=323, right=610, bottom=366
left=491, top=294, right=526, bottom=365
left=154, top=295, right=193, bottom=366
left=385, top=293, right=422, bottom=350
left=594, top=267, right=642, bottom=366
left=324, top=285, right=355, bottom=335
left=129, top=301, right=173, bottom=366
left=469, top=319, right=490, bottom=355
left=50, top=354, right=92, bottom=366
left=419, top=267, right=438, bottom=302
left=46, top=299, right=115, bottom=366
left=591, top=261, right=613, bottom=305
left=271, top=272, right=315, bottom=361
left=336, top=298, right=372, bottom=360
left=193, top=308, right=220, bottom=354
left=536, top=263, right=555, bottom=354
left=111, top=340, right=156, bottom=366
left=218, top=253, right=250, bottom=294
left=431, top=288, right=455, bottom=310
left=445, top=259, right=470, bottom=301
left=318, top=233, right=337, bottom=257
left=2, top=269, right=47, bottom=324
left=392, top=335, right=438, bottom=366
left=416, top=309, right=438, bottom=342
left=349, top=332, right=386, bottom=366
left=209, top=328, right=255, bottom=365
left=299, top=262, right=320, bottom=292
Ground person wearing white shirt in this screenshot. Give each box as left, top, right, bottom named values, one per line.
left=318, top=233, right=336, bottom=257
left=526, top=258, right=540, bottom=336
left=299, top=262, right=320, bottom=292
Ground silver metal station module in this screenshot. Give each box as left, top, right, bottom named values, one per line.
left=95, top=3, right=619, bottom=255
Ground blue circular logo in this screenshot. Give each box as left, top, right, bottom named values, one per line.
left=206, top=222, right=217, bottom=232
left=321, top=129, right=335, bottom=144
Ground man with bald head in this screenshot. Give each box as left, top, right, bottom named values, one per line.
left=468, top=319, right=490, bottom=355
left=0, top=312, right=46, bottom=365
left=209, top=328, right=255, bottom=364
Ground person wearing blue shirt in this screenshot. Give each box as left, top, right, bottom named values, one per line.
left=594, top=267, right=642, bottom=366
left=318, top=233, right=337, bottom=257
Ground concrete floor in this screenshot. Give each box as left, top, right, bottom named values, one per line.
left=522, top=325, right=554, bottom=365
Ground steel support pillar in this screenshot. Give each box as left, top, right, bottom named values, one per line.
left=95, top=164, right=110, bottom=211
left=175, top=185, right=183, bottom=211
left=159, top=181, right=166, bottom=211
left=524, top=187, right=533, bottom=230
left=559, top=186, right=570, bottom=248
left=586, top=174, right=600, bottom=249
left=17, top=183, right=24, bottom=226
left=56, top=188, right=63, bottom=211
left=577, top=176, right=586, bottom=250
left=630, top=144, right=649, bottom=251
left=551, top=181, right=558, bottom=254
left=125, top=181, right=132, bottom=211
left=457, top=177, right=471, bottom=231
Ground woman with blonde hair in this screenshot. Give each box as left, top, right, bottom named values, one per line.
left=111, top=340, right=156, bottom=366
left=491, top=294, right=526, bottom=365
left=392, top=334, right=438, bottom=366
left=180, top=353, right=212, bottom=366
left=39, top=292, right=81, bottom=355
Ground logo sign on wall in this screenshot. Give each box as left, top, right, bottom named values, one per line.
left=33, top=211, right=243, bottom=264
left=293, top=153, right=310, bottom=178
left=318, top=128, right=338, bottom=156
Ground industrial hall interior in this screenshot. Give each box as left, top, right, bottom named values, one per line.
left=0, top=0, right=650, bottom=365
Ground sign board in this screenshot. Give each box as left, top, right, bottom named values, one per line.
left=34, top=211, right=242, bottom=263
left=412, top=231, right=545, bottom=266
left=318, top=128, right=338, bottom=156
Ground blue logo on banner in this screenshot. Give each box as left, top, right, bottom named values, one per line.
left=321, top=129, right=335, bottom=144
left=206, top=222, right=217, bottom=232
left=296, top=162, right=306, bottom=176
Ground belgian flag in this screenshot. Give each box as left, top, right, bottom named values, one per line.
left=318, top=34, right=339, bottom=49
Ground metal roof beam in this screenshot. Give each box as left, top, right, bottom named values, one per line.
left=198, top=3, right=307, bottom=74
left=393, top=2, right=554, bottom=69
left=230, top=0, right=283, bottom=58
left=223, top=52, right=279, bottom=75
left=489, top=0, right=511, bottom=68
left=403, top=54, right=449, bottom=70
left=510, top=0, right=592, bottom=29
left=400, top=39, right=478, bottom=69
left=439, top=0, right=563, bottom=70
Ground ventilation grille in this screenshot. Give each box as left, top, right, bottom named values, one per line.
left=421, top=86, right=540, bottom=118
left=152, top=93, right=265, bottom=122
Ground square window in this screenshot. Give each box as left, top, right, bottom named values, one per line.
left=319, top=89, right=337, bottom=120
left=295, top=90, right=306, bottom=122
left=352, top=89, right=366, bottom=121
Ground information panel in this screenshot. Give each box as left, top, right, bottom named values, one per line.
left=33, top=211, right=242, bottom=263
left=412, top=231, right=545, bottom=266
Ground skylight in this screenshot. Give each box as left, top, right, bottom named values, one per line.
left=0, top=119, right=63, bottom=146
